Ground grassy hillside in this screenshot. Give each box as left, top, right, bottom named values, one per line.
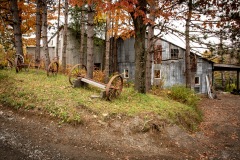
left=0, top=69, right=202, bottom=131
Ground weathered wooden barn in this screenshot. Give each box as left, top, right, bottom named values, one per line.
left=117, top=36, right=213, bottom=94
left=26, top=27, right=105, bottom=69
left=26, top=28, right=213, bottom=94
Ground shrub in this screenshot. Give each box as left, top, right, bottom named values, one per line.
left=93, top=70, right=105, bottom=83
left=168, top=85, right=199, bottom=107
left=225, top=83, right=236, bottom=92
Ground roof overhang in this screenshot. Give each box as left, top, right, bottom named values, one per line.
left=213, top=64, right=240, bottom=71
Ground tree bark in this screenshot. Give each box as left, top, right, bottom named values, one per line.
left=35, top=0, right=41, bottom=64
left=55, top=0, right=61, bottom=60
left=86, top=7, right=94, bottom=79
left=79, top=7, right=85, bottom=66
left=10, top=0, right=24, bottom=56
left=62, top=0, right=69, bottom=72
left=42, top=0, right=50, bottom=68
left=146, top=3, right=155, bottom=92
left=131, top=0, right=147, bottom=93
left=113, top=37, right=118, bottom=73
left=219, top=32, right=225, bottom=88
left=104, top=13, right=110, bottom=83
left=185, top=0, right=192, bottom=88
left=112, top=16, right=118, bottom=73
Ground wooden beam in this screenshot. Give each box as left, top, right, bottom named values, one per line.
left=81, top=78, right=106, bottom=90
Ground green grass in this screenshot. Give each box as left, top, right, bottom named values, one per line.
left=0, top=69, right=202, bottom=130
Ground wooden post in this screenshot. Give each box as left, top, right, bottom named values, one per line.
left=237, top=70, right=239, bottom=90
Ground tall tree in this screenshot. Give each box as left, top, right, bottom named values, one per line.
left=185, top=0, right=192, bottom=88
left=62, top=0, right=69, bottom=72
left=130, top=0, right=147, bottom=93
left=86, top=5, right=94, bottom=78
left=55, top=0, right=61, bottom=60
left=145, top=0, right=156, bottom=92
left=69, top=0, right=96, bottom=78
left=42, top=0, right=50, bottom=68
left=104, top=10, right=111, bottom=83
left=79, top=6, right=85, bottom=66
left=35, top=0, right=42, bottom=63
left=10, top=0, right=23, bottom=56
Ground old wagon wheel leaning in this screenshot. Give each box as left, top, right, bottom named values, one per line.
left=15, top=54, right=25, bottom=73
left=106, top=75, right=123, bottom=100
left=47, top=60, right=59, bottom=76
left=68, top=64, right=87, bottom=85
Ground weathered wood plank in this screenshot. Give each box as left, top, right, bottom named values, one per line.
left=81, top=78, right=106, bottom=89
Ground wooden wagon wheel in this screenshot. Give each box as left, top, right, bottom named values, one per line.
left=68, top=64, right=87, bottom=85
left=16, top=54, right=24, bottom=63
left=105, top=75, right=123, bottom=100
left=47, top=61, right=59, bottom=76
left=15, top=54, right=25, bottom=73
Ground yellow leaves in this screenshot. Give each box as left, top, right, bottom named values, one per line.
left=23, top=38, right=36, bottom=46
left=94, top=12, right=106, bottom=24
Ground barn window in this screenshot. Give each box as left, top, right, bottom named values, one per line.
left=194, top=87, right=200, bottom=93
left=195, top=76, right=200, bottom=85
left=171, top=49, right=179, bottom=59
left=154, top=45, right=162, bottom=64
left=154, top=70, right=161, bottom=79
left=94, top=63, right=101, bottom=70
left=124, top=69, right=129, bottom=78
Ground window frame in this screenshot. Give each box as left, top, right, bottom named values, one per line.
left=154, top=69, right=161, bottom=79
left=170, top=48, right=179, bottom=59
left=195, top=76, right=200, bottom=85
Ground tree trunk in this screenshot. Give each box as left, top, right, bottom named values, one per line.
left=79, top=7, right=85, bottom=66
left=86, top=7, right=94, bottom=79
left=10, top=0, right=23, bottom=56
left=113, top=17, right=118, bottom=73
left=55, top=0, right=61, bottom=60
left=185, top=0, right=192, bottom=88
left=35, top=0, right=41, bottom=64
left=104, top=13, right=110, bottom=83
left=42, top=0, right=50, bottom=68
left=113, top=37, right=118, bottom=73
left=131, top=0, right=147, bottom=93
left=62, top=0, right=69, bottom=72
left=219, top=32, right=225, bottom=88
left=146, top=3, right=155, bottom=92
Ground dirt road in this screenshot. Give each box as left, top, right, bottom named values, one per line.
left=0, top=93, right=240, bottom=159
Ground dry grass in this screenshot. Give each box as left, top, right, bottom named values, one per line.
left=0, top=69, right=202, bottom=130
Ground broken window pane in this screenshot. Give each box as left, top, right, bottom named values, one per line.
left=154, top=70, right=161, bottom=79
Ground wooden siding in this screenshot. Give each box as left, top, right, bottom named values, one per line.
left=117, top=37, right=213, bottom=94
left=195, top=58, right=213, bottom=93
left=26, top=47, right=55, bottom=61
left=117, top=38, right=135, bottom=82
left=26, top=28, right=105, bottom=68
